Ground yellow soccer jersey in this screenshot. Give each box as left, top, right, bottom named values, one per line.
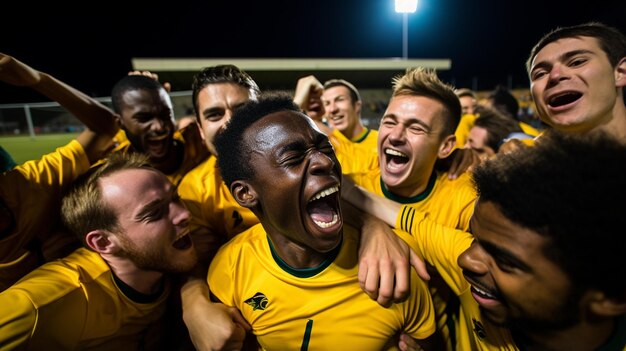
left=0, top=139, right=90, bottom=291
left=454, top=113, right=478, bottom=149
left=0, top=248, right=170, bottom=350
left=396, top=210, right=520, bottom=350
left=208, top=224, right=436, bottom=351
left=111, top=125, right=208, bottom=186
left=518, top=122, right=540, bottom=137
left=177, top=155, right=259, bottom=250
left=349, top=169, right=476, bottom=231
left=328, top=129, right=378, bottom=174
left=349, top=168, right=477, bottom=350
left=351, top=127, right=379, bottom=152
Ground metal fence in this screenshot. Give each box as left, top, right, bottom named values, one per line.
left=0, top=91, right=196, bottom=137
left=0, top=89, right=395, bottom=137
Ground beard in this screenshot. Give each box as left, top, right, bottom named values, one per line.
left=116, top=233, right=196, bottom=274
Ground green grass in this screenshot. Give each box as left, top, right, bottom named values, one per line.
left=0, top=133, right=79, bottom=165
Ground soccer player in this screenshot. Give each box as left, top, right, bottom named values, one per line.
left=179, top=65, right=430, bottom=351
left=344, top=131, right=626, bottom=350
left=0, top=153, right=198, bottom=349
left=342, top=67, right=476, bottom=350
left=110, top=74, right=208, bottom=186
left=209, top=93, right=441, bottom=350
left=294, top=75, right=380, bottom=174
left=322, top=78, right=378, bottom=152
left=527, top=22, right=626, bottom=140
left=0, top=53, right=118, bottom=290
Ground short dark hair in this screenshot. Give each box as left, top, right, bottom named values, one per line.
left=487, top=85, right=519, bottom=120
left=191, top=65, right=260, bottom=120
left=111, top=75, right=165, bottom=114
left=527, top=22, right=626, bottom=73
left=323, top=79, right=361, bottom=102
left=473, top=131, right=626, bottom=299
left=472, top=107, right=522, bottom=152
left=215, top=92, right=302, bottom=187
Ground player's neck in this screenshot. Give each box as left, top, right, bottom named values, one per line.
left=105, top=255, right=165, bottom=295
left=347, top=123, right=366, bottom=141
left=608, top=99, right=626, bottom=140
left=152, top=141, right=183, bottom=175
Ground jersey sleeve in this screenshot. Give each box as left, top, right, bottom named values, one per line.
left=0, top=289, right=38, bottom=349
left=207, top=245, right=236, bottom=307
left=395, top=205, right=473, bottom=295
left=12, top=139, right=90, bottom=190
left=401, top=269, right=437, bottom=340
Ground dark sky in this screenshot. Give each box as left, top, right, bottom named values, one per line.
left=2, top=0, right=625, bottom=103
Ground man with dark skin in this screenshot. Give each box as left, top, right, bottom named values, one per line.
left=110, top=75, right=208, bottom=186
left=209, top=93, right=441, bottom=350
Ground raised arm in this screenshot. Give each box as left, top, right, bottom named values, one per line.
left=293, top=75, right=326, bottom=122
left=0, top=53, right=120, bottom=164
left=0, top=53, right=119, bottom=139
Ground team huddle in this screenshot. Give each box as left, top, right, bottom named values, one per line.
left=0, top=22, right=625, bottom=351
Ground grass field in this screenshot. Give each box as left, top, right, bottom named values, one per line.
left=0, top=133, right=79, bottom=165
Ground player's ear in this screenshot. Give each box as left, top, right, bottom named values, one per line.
left=437, top=134, right=457, bottom=159
left=85, top=230, right=118, bottom=254
left=231, top=180, right=258, bottom=209
left=354, top=99, right=362, bottom=115
left=615, top=56, right=626, bottom=88
left=587, top=290, right=626, bottom=317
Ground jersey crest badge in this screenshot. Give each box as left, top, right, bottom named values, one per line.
left=245, top=292, right=268, bottom=311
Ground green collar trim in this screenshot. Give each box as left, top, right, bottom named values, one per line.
left=268, top=235, right=342, bottom=278
left=380, top=171, right=437, bottom=204
left=352, top=128, right=370, bottom=143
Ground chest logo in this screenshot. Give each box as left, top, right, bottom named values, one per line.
left=245, top=292, right=268, bottom=311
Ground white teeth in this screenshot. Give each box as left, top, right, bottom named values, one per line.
left=473, top=285, right=495, bottom=299
left=314, top=214, right=339, bottom=228
left=385, top=148, right=408, bottom=158
left=309, top=186, right=339, bottom=202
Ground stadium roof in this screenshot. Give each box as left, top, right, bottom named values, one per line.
left=131, top=58, right=451, bottom=91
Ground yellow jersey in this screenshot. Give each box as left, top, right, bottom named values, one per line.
left=0, top=248, right=170, bottom=350
left=177, top=154, right=259, bottom=257
left=0, top=139, right=90, bottom=291
left=111, top=125, right=208, bottom=186
left=328, top=129, right=378, bottom=174
left=208, top=224, right=437, bottom=350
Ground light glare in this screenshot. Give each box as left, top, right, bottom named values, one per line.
left=395, top=0, right=418, bottom=13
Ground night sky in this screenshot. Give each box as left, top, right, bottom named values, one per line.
left=2, top=0, right=625, bottom=103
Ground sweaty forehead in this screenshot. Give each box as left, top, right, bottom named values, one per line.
left=102, top=168, right=168, bottom=197
left=246, top=111, right=316, bottom=146
left=200, top=83, right=251, bottom=106
left=322, top=85, right=350, bottom=99
left=534, top=36, right=602, bottom=63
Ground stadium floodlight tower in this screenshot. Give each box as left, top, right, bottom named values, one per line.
left=395, top=0, right=418, bottom=60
